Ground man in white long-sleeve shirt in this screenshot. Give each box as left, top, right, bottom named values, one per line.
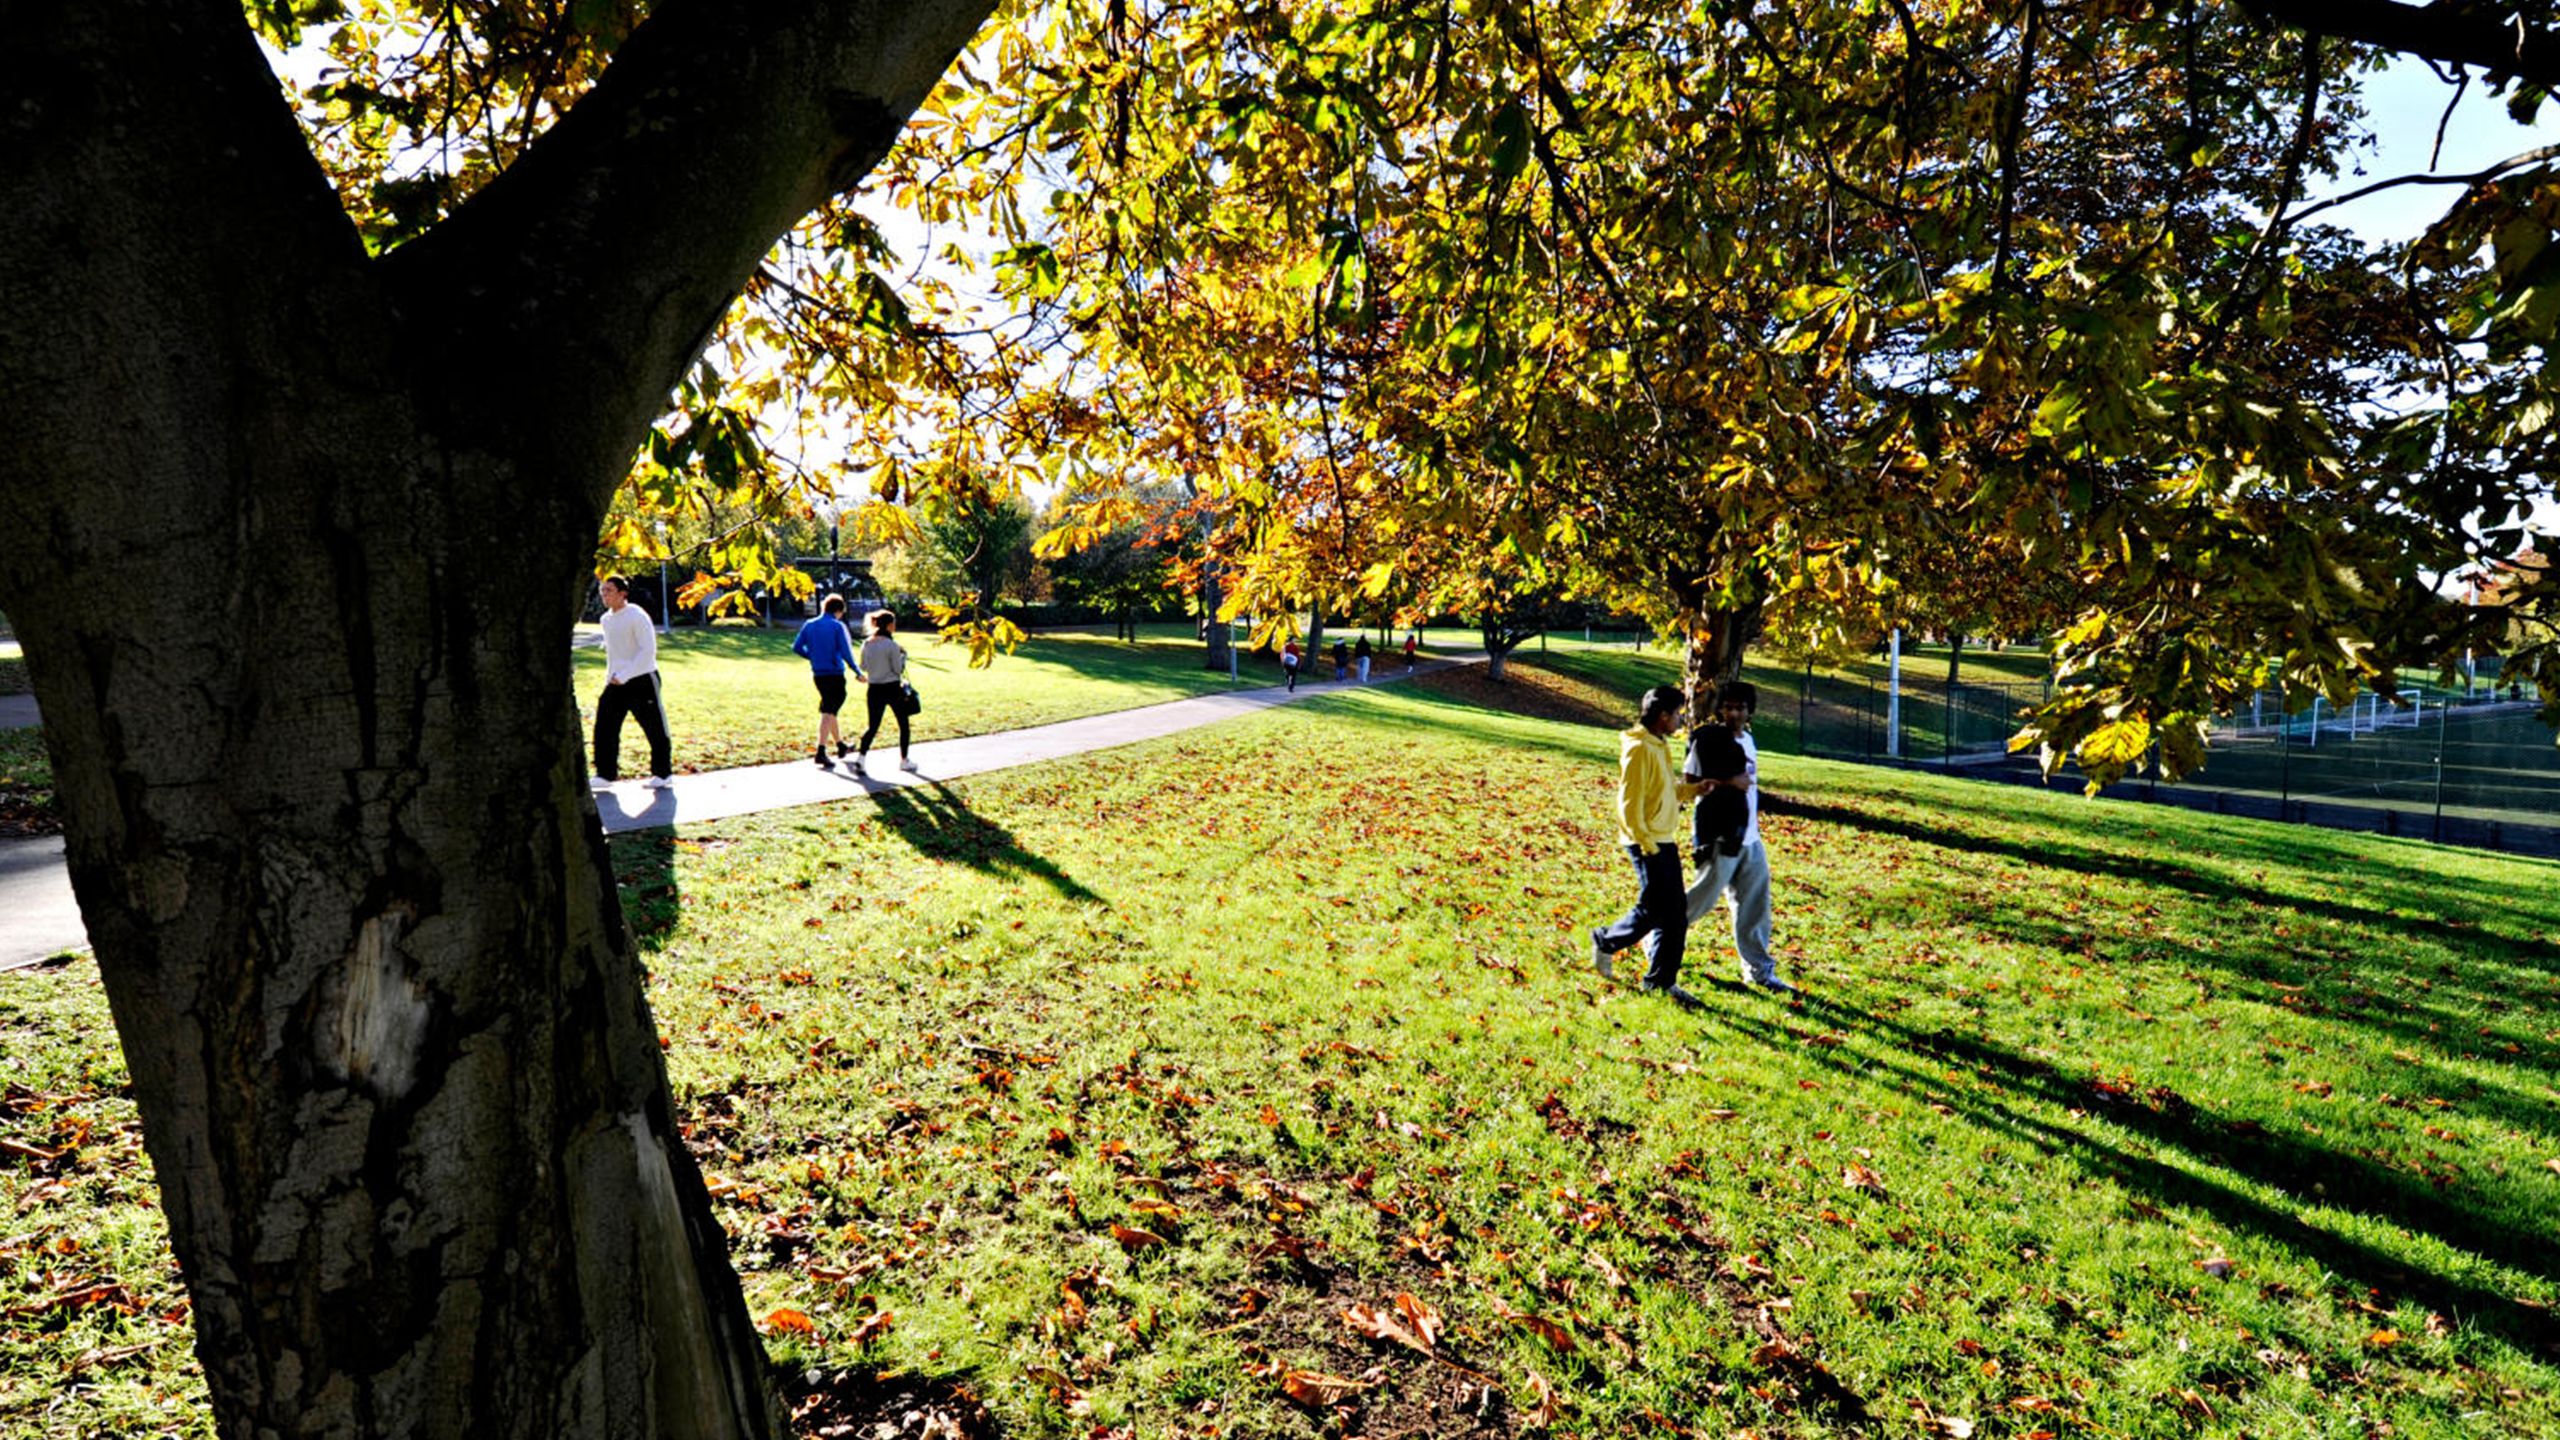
left=592, top=576, right=674, bottom=789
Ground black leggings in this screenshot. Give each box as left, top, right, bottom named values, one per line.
left=858, top=681, right=909, bottom=757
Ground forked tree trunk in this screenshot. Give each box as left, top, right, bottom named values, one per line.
left=11, top=438, right=783, bottom=1439
left=0, top=2, right=993, bottom=1435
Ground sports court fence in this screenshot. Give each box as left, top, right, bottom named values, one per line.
left=1746, top=666, right=2560, bottom=859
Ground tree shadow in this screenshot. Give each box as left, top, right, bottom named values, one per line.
left=869, top=780, right=1103, bottom=904
left=1778, top=797, right=2560, bottom=988
left=606, top=828, right=683, bottom=953
left=1697, top=992, right=2560, bottom=1354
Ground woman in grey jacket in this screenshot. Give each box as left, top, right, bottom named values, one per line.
left=853, top=610, right=915, bottom=774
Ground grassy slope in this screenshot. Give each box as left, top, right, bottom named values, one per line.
left=2, top=680, right=2554, bottom=1438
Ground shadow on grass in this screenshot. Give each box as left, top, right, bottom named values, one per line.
left=608, top=829, right=683, bottom=954
left=1780, top=797, right=2560, bottom=986
left=871, top=780, right=1103, bottom=905
left=1703, top=992, right=2560, bottom=1356
left=777, top=1363, right=1002, bottom=1438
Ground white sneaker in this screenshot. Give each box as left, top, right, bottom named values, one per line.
left=641, top=776, right=675, bottom=790
left=1589, top=931, right=1614, bottom=983
left=898, top=758, right=918, bottom=773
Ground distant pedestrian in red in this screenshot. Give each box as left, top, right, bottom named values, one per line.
left=1282, top=638, right=1303, bottom=691
left=1403, top=632, right=1419, bottom=671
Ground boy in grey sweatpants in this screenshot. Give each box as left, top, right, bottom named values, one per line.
left=1681, top=682, right=1792, bottom=992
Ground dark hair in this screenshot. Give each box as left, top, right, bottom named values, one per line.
left=822, top=593, right=846, bottom=617
left=1639, top=684, right=1686, bottom=725
left=1719, top=681, right=1759, bottom=713
left=867, top=609, right=896, bottom=635
left=601, top=574, right=630, bottom=594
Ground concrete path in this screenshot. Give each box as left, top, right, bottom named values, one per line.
left=0, top=836, right=83, bottom=968
left=2, top=656, right=1480, bottom=971
left=0, top=695, right=37, bottom=730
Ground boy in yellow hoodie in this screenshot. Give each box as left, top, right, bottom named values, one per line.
left=1590, top=684, right=1714, bottom=1008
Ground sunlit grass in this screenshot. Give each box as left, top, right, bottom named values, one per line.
left=4, top=678, right=2553, bottom=1438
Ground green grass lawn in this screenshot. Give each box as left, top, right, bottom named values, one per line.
left=574, top=621, right=1431, bottom=772
left=4, top=678, right=2555, bottom=1438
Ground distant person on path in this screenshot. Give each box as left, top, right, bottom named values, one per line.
left=1404, top=632, right=1418, bottom=671
left=854, top=609, right=916, bottom=775
left=792, top=593, right=859, bottom=767
left=1590, top=684, right=1711, bottom=1009
left=1332, top=638, right=1349, bottom=681
left=1354, top=636, right=1373, bottom=682
left=1682, top=682, right=1790, bottom=992
left=592, top=575, right=674, bottom=790
left=1282, top=638, right=1303, bottom=691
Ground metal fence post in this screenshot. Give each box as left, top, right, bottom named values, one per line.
left=2278, top=678, right=2291, bottom=815
left=2432, top=694, right=2448, bottom=844
left=1943, top=682, right=1956, bottom=771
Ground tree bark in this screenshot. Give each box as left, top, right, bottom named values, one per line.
left=0, top=1, right=992, bottom=1435
left=1680, top=600, right=1764, bottom=710
left=1200, top=560, right=1233, bottom=671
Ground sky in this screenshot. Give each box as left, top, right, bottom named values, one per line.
left=2315, top=59, right=2560, bottom=244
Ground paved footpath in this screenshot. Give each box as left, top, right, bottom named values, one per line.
left=2, top=656, right=1480, bottom=970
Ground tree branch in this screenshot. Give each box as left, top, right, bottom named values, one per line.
left=2242, top=0, right=2560, bottom=94
left=380, top=0, right=996, bottom=505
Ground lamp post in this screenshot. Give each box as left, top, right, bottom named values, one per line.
left=654, top=521, right=670, bottom=635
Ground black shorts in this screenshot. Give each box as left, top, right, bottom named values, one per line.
left=813, top=672, right=848, bottom=715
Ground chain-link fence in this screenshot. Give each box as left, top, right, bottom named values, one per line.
left=1750, top=667, right=2560, bottom=858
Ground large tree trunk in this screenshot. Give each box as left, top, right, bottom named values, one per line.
left=1680, top=600, right=1765, bottom=710
left=0, top=2, right=992, bottom=1435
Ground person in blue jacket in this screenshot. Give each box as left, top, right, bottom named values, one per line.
left=791, top=593, right=861, bottom=766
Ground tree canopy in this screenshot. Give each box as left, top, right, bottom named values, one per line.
left=267, top=0, right=2560, bottom=777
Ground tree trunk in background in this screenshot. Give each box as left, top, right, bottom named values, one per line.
left=1304, top=602, right=1328, bottom=671
left=1947, top=629, right=1967, bottom=690
left=1200, top=559, right=1232, bottom=671
left=1680, top=599, right=1765, bottom=709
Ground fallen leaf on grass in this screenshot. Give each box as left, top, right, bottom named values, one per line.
left=2367, top=1328, right=2402, bottom=1347
left=1109, top=1222, right=1167, bottom=1252
left=1929, top=1418, right=1976, bottom=1438
left=1343, top=1302, right=1433, bottom=1356
left=846, top=1308, right=895, bottom=1346
left=1394, top=1292, right=1442, bottom=1348
left=1490, top=1296, right=1576, bottom=1352
left=1279, top=1369, right=1367, bottom=1409
left=2545, top=1157, right=2559, bottom=1176
left=7, top=1281, right=140, bottom=1319
left=762, top=1308, right=816, bottom=1336
left=1523, top=1368, right=1562, bottom=1427
left=2197, top=1257, right=2237, bottom=1279
left=1842, top=1163, right=1888, bottom=1197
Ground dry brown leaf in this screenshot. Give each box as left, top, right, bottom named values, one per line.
left=761, top=1307, right=815, bottom=1336
left=1109, top=1222, right=1167, bottom=1251
left=1584, top=1249, right=1628, bottom=1291
left=2367, top=1328, right=2402, bottom=1347
left=1491, top=1296, right=1576, bottom=1352
left=1842, top=1163, right=1888, bottom=1197
left=846, top=1308, right=895, bottom=1345
left=1127, top=1198, right=1183, bottom=1224
left=1342, top=1302, right=1432, bottom=1356
left=1394, top=1291, right=1443, bottom=1350
left=1279, top=1369, right=1367, bottom=1409
left=1930, top=1419, right=1976, bottom=1438
left=1522, top=1368, right=1562, bottom=1427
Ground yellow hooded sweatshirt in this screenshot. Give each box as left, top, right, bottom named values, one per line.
left=1617, top=723, right=1702, bottom=849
